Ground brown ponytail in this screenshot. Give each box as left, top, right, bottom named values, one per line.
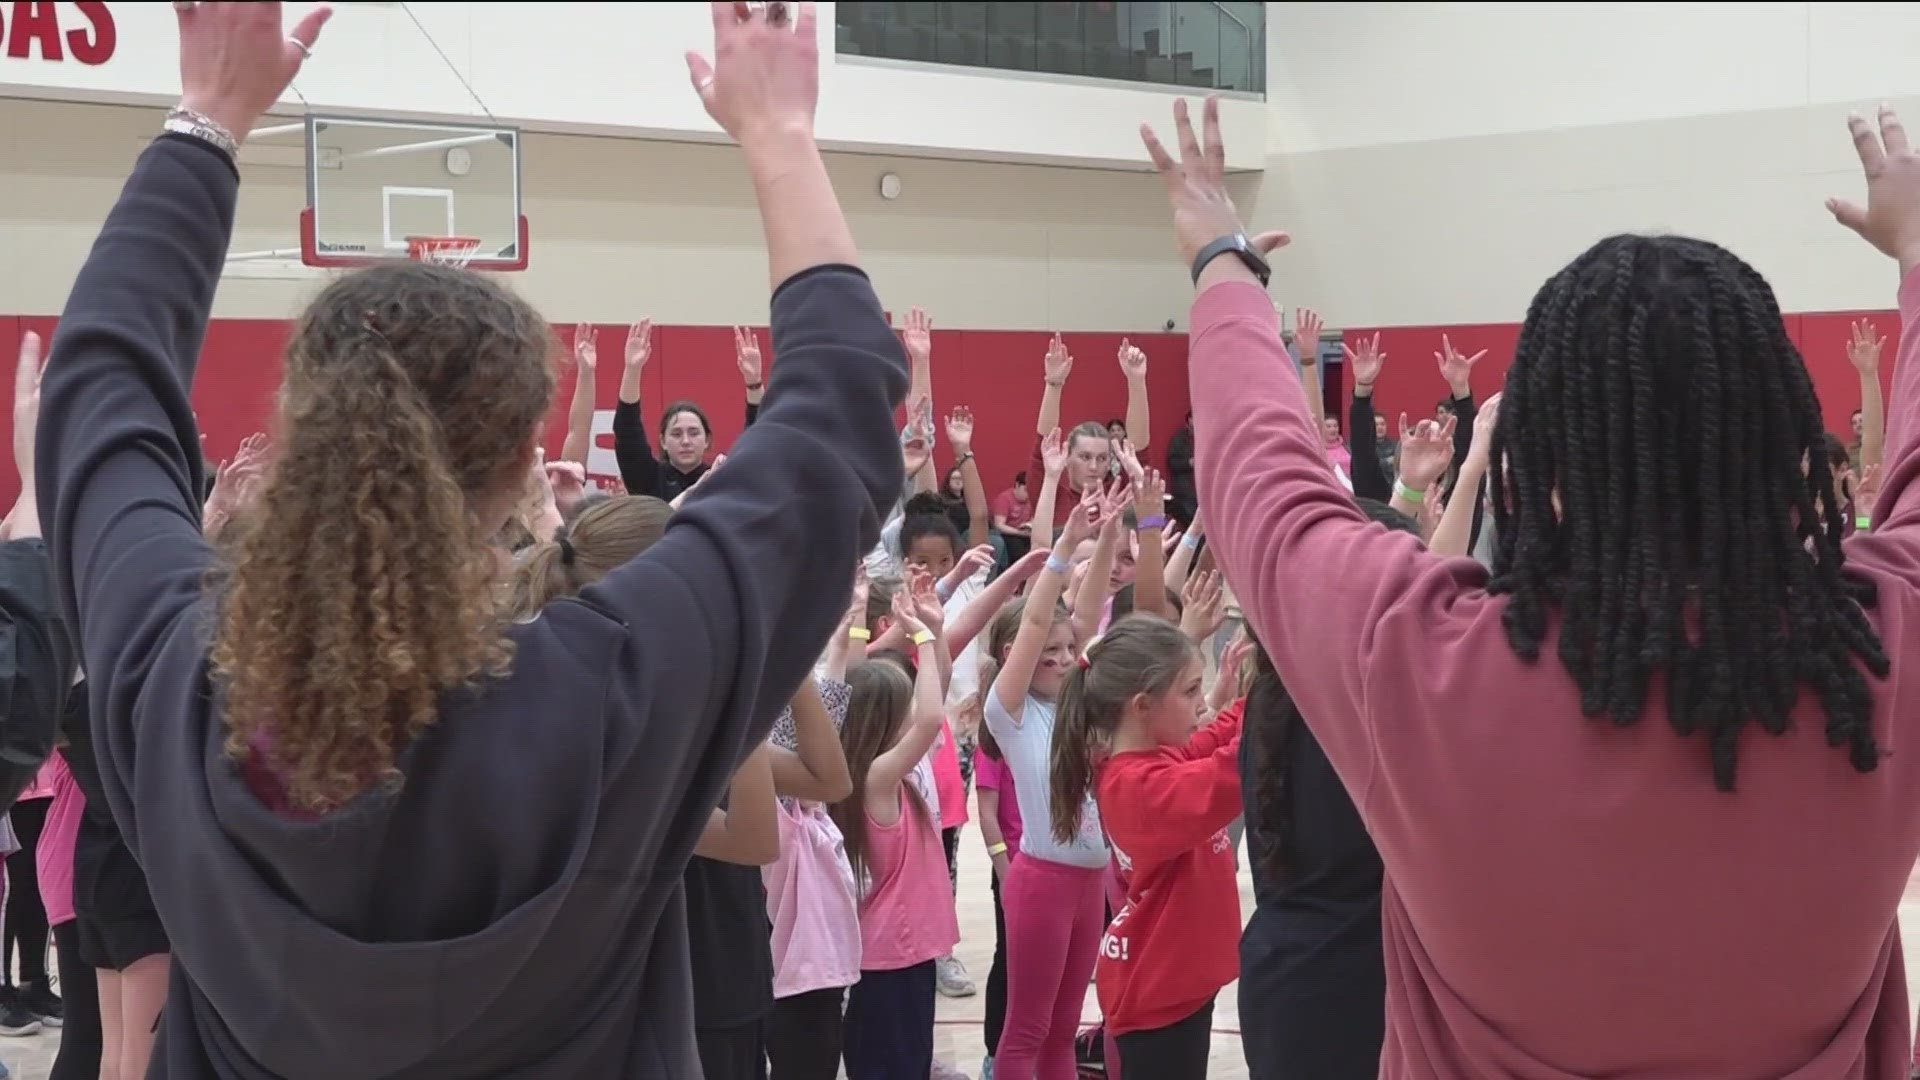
left=212, top=263, right=554, bottom=814
left=1047, top=613, right=1196, bottom=844
left=504, top=495, right=673, bottom=619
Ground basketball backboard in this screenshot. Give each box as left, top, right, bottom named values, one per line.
left=296, top=115, right=527, bottom=270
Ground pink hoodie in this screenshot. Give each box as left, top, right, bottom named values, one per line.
left=1191, top=271, right=1920, bottom=1079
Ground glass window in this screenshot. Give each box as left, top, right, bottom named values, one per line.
left=835, top=1, right=1264, bottom=94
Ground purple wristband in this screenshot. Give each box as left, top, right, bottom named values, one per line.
left=1137, top=514, right=1169, bottom=532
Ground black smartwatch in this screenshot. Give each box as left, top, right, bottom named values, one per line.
left=1190, top=233, right=1271, bottom=288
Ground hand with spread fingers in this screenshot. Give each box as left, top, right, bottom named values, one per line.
left=1829, top=104, right=1920, bottom=274
left=1139, top=95, right=1289, bottom=279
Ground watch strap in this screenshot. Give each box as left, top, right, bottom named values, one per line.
left=1191, top=234, right=1270, bottom=287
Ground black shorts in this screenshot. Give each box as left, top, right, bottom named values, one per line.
left=73, top=824, right=167, bottom=972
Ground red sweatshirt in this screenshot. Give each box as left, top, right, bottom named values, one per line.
left=1093, top=706, right=1244, bottom=1036
left=1190, top=272, right=1920, bottom=1079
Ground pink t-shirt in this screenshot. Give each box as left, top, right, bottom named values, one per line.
left=764, top=799, right=861, bottom=998
left=931, top=717, right=968, bottom=830
left=858, top=786, right=960, bottom=972
left=1191, top=273, right=1920, bottom=1079
left=36, top=753, right=81, bottom=928
left=972, top=751, right=1023, bottom=852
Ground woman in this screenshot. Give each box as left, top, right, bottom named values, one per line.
left=1153, top=97, right=1920, bottom=1075
left=1236, top=500, right=1414, bottom=1079
left=36, top=4, right=905, bottom=1077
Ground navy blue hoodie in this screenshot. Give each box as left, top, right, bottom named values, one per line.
left=36, top=133, right=907, bottom=1078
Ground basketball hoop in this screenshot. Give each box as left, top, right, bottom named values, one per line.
left=406, top=235, right=483, bottom=269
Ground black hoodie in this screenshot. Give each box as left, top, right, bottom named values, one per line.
left=36, top=133, right=907, bottom=1078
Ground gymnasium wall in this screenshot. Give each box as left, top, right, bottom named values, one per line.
left=1253, top=3, right=1920, bottom=327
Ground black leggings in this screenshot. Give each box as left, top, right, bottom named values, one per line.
left=843, top=961, right=935, bottom=1080
left=942, top=826, right=960, bottom=895
left=766, top=987, right=843, bottom=1080
left=47, top=922, right=100, bottom=1080
left=984, top=871, right=1008, bottom=1057
left=6, top=798, right=49, bottom=987
left=1115, top=1001, right=1212, bottom=1080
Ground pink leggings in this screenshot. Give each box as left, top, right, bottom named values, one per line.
left=995, top=854, right=1104, bottom=1080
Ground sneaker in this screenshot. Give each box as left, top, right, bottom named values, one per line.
left=935, top=954, right=977, bottom=999
left=930, top=1061, right=971, bottom=1080
left=0, top=994, right=39, bottom=1039
left=19, top=983, right=59, bottom=1028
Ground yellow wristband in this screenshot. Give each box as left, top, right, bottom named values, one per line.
left=847, top=627, right=871, bottom=642
left=912, top=629, right=936, bottom=647
left=987, top=842, right=1008, bottom=857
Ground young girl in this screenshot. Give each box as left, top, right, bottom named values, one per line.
left=763, top=583, right=862, bottom=1080
left=985, top=495, right=1113, bottom=1080
left=832, top=595, right=958, bottom=1079
left=1050, top=614, right=1239, bottom=1079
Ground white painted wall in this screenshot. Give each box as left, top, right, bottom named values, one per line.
left=0, top=97, right=1187, bottom=329
left=1257, top=2, right=1920, bottom=325
left=0, top=1, right=1266, bottom=170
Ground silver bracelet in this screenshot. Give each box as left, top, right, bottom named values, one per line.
left=163, top=105, right=237, bottom=158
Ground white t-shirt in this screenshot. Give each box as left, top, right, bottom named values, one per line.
left=983, top=690, right=1108, bottom=869
left=942, top=567, right=990, bottom=712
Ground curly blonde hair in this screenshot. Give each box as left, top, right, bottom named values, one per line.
left=211, top=262, right=554, bottom=814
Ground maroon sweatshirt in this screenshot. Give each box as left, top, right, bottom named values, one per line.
left=1192, top=274, right=1920, bottom=1079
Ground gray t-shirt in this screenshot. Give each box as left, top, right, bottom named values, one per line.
left=983, top=690, right=1109, bottom=869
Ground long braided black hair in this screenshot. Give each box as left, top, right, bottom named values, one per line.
left=1486, top=234, right=1888, bottom=791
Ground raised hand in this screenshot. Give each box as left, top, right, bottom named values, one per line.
left=1435, top=334, right=1487, bottom=397
left=545, top=458, right=588, bottom=499
left=1179, top=569, right=1227, bottom=642
left=1060, top=492, right=1101, bottom=551
left=903, top=307, right=933, bottom=366
left=1344, top=332, right=1385, bottom=389
left=1296, top=308, right=1323, bottom=348
left=1135, top=466, right=1168, bottom=517
left=1114, top=437, right=1147, bottom=487
left=954, top=544, right=994, bottom=583
left=902, top=433, right=931, bottom=479
left=945, top=406, right=974, bottom=456
left=1044, top=334, right=1073, bottom=385
left=1117, top=338, right=1148, bottom=380
left=625, top=321, right=654, bottom=372
left=889, top=588, right=928, bottom=641
left=1139, top=96, right=1289, bottom=271
left=12, top=332, right=43, bottom=482
left=1040, top=426, right=1068, bottom=477
left=176, top=0, right=333, bottom=143
left=1396, top=414, right=1458, bottom=493
left=204, top=431, right=270, bottom=534
left=1856, top=463, right=1885, bottom=520
left=574, top=324, right=598, bottom=372
left=1464, top=391, right=1503, bottom=470
left=734, top=326, right=764, bottom=386
left=1829, top=105, right=1920, bottom=272
left=907, top=568, right=945, bottom=635
left=686, top=1, right=820, bottom=144
left=1847, top=319, right=1885, bottom=373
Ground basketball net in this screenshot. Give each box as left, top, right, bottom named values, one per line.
left=406, top=235, right=483, bottom=269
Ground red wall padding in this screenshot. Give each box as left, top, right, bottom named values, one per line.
left=0, top=320, right=1191, bottom=510
left=1341, top=311, right=1901, bottom=443
left=0, top=308, right=1893, bottom=512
